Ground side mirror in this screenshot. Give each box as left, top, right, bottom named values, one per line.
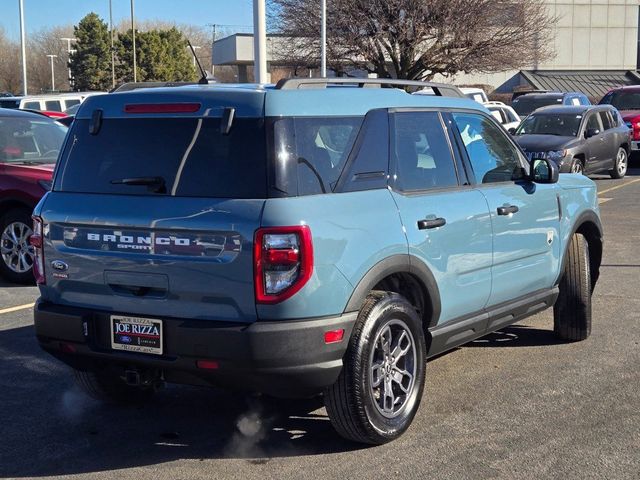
left=585, top=128, right=600, bottom=138
left=530, top=158, right=559, bottom=184
left=508, top=127, right=517, bottom=135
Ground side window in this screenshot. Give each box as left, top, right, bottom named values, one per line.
left=45, top=100, right=62, bottom=112
left=392, top=111, right=458, bottom=192
left=570, top=97, right=581, bottom=106
left=504, top=108, right=518, bottom=123
left=490, top=109, right=505, bottom=124
left=599, top=111, right=612, bottom=130
left=23, top=101, right=40, bottom=110
left=586, top=114, right=601, bottom=133
left=580, top=95, right=590, bottom=106
left=452, top=112, right=525, bottom=184
left=64, top=99, right=81, bottom=108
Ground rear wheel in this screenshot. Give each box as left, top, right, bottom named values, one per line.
left=74, top=369, right=157, bottom=405
left=0, top=208, right=35, bottom=284
left=609, top=147, right=628, bottom=179
left=553, top=233, right=591, bottom=341
left=324, top=292, right=426, bottom=444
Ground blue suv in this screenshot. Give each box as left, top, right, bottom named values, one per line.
left=32, top=78, right=603, bottom=444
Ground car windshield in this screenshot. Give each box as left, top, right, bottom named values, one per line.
left=0, top=117, right=67, bottom=164
left=512, top=96, right=562, bottom=116
left=516, top=113, right=582, bottom=137
left=600, top=91, right=640, bottom=111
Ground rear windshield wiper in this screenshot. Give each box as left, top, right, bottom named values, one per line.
left=110, top=176, right=166, bottom=193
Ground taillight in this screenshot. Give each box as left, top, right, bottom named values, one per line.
left=630, top=116, right=640, bottom=141
left=254, top=226, right=313, bottom=304
left=29, top=216, right=45, bottom=285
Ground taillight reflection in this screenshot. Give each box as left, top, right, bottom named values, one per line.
left=29, top=216, right=45, bottom=285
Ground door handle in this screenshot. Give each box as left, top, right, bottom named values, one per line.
left=417, top=217, right=446, bottom=230
left=497, top=205, right=519, bottom=215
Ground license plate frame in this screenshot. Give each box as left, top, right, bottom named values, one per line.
left=111, top=315, right=163, bottom=355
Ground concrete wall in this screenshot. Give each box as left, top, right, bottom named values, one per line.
left=437, top=0, right=639, bottom=90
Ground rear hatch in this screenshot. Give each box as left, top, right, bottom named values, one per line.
left=38, top=89, right=266, bottom=323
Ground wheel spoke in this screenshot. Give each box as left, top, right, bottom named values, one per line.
left=391, top=330, right=411, bottom=361
left=383, top=377, right=395, bottom=413
left=371, top=362, right=384, bottom=388
left=392, top=367, right=413, bottom=394
left=379, top=325, right=392, bottom=356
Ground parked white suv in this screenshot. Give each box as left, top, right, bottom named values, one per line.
left=485, top=101, right=521, bottom=131
left=0, top=92, right=103, bottom=113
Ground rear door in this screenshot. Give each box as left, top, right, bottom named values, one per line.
left=450, top=111, right=561, bottom=308
left=583, top=112, right=609, bottom=173
left=389, top=109, right=493, bottom=325
left=40, top=104, right=267, bottom=323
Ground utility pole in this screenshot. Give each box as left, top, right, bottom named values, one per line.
left=320, top=0, right=326, bottom=77
left=60, top=37, right=76, bottom=89
left=252, top=0, right=267, bottom=83
left=19, top=0, right=27, bottom=95
left=46, top=54, right=57, bottom=92
left=130, top=0, right=137, bottom=82
left=109, top=0, right=115, bottom=88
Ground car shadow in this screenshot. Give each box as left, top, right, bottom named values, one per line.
left=0, top=277, right=32, bottom=289
left=0, top=325, right=362, bottom=478
left=466, top=324, right=565, bottom=348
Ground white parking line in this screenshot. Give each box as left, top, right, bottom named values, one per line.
left=0, top=303, right=34, bottom=315
left=598, top=178, right=640, bottom=196
left=598, top=198, right=612, bottom=204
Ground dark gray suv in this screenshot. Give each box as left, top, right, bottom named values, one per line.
left=512, top=105, right=630, bottom=178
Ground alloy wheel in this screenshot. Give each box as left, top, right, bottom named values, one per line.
left=369, top=319, right=417, bottom=419
left=616, top=149, right=628, bottom=177
left=0, top=221, right=34, bottom=274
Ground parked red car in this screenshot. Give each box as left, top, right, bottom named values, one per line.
left=0, top=108, right=67, bottom=283
left=599, top=86, right=640, bottom=154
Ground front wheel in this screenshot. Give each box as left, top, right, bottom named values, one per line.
left=553, top=233, right=592, bottom=341
left=570, top=158, right=584, bottom=175
left=324, top=292, right=426, bottom=444
left=609, top=147, right=628, bottom=179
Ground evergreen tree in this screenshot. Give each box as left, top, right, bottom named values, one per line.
left=69, top=13, right=112, bottom=91
left=116, top=27, right=197, bottom=83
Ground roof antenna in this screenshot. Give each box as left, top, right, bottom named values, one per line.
left=187, top=39, right=209, bottom=85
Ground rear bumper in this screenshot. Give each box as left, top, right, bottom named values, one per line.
left=34, top=300, right=357, bottom=398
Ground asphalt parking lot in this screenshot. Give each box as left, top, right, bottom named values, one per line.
left=1, top=170, right=639, bottom=480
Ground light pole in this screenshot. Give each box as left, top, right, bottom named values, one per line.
left=320, top=0, right=326, bottom=77
left=19, top=0, right=27, bottom=95
left=252, top=0, right=267, bottom=83
left=190, top=45, right=201, bottom=68
left=130, top=0, right=137, bottom=82
left=60, top=37, right=76, bottom=88
left=109, top=0, right=115, bottom=88
left=206, top=23, right=216, bottom=77
left=46, top=54, right=57, bottom=92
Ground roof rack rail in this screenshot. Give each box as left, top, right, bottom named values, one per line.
left=274, top=77, right=464, bottom=98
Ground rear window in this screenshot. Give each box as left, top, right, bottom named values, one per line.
left=55, top=117, right=267, bottom=198
left=0, top=117, right=67, bottom=164
left=512, top=96, right=562, bottom=116
left=0, top=100, right=19, bottom=109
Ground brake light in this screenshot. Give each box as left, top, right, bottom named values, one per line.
left=630, top=116, right=640, bottom=141
left=123, top=103, right=201, bottom=114
left=29, top=216, right=45, bottom=285
left=254, top=226, right=313, bottom=304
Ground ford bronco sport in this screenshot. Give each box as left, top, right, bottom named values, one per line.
left=32, top=78, right=602, bottom=444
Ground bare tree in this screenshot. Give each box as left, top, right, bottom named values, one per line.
left=27, top=25, right=75, bottom=92
left=270, top=0, right=557, bottom=80
left=0, top=28, right=22, bottom=94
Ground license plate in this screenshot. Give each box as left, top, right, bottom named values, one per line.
left=111, top=315, right=163, bottom=355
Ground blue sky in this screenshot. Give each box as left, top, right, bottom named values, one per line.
left=1, top=0, right=255, bottom=39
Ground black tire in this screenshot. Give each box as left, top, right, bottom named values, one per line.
left=553, top=233, right=591, bottom=341
left=0, top=208, right=35, bottom=284
left=73, top=369, right=156, bottom=405
left=324, top=291, right=426, bottom=444
left=570, top=158, right=584, bottom=175
left=609, top=147, right=628, bottom=179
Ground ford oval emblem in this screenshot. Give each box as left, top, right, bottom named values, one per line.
left=51, top=260, right=68, bottom=271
